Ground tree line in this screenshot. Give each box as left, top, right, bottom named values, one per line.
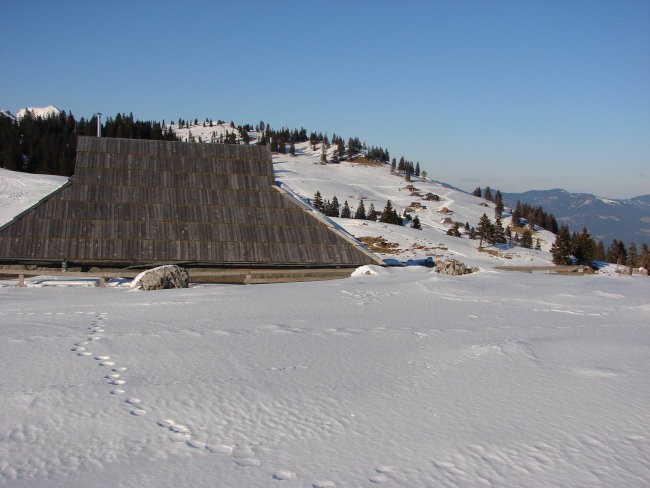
left=0, top=111, right=177, bottom=176
left=311, top=191, right=421, bottom=230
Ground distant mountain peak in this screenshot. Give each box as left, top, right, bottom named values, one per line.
left=15, top=105, right=61, bottom=120
left=0, top=109, right=16, bottom=120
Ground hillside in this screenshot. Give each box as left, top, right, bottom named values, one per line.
left=0, top=168, right=68, bottom=227
left=0, top=127, right=555, bottom=270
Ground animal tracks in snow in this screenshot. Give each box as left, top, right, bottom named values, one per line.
left=68, top=311, right=393, bottom=485
left=70, top=312, right=140, bottom=415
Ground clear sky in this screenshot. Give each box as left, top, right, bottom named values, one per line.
left=2, top=0, right=649, bottom=198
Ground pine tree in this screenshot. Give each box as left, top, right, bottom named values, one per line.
left=483, top=186, right=493, bottom=202
left=494, top=217, right=507, bottom=244
left=639, top=243, right=650, bottom=271
left=354, top=199, right=366, bottom=219
left=341, top=200, right=351, bottom=218
left=494, top=190, right=504, bottom=218
left=379, top=200, right=401, bottom=225
left=415, top=162, right=420, bottom=176
left=289, top=142, right=296, bottom=156
left=511, top=203, right=521, bottom=228
left=521, top=229, right=533, bottom=248
left=595, top=240, right=607, bottom=261
left=472, top=186, right=482, bottom=198
left=551, top=225, right=572, bottom=264
left=607, top=240, right=627, bottom=265
left=572, top=227, right=596, bottom=264
left=368, top=203, right=378, bottom=221
left=627, top=242, right=638, bottom=269
left=390, top=158, right=396, bottom=173
left=411, top=215, right=422, bottom=229
left=477, top=213, right=494, bottom=248
left=325, top=196, right=340, bottom=217
left=312, top=191, right=324, bottom=212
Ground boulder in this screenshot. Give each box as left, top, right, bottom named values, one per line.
left=131, top=265, right=189, bottom=291
left=435, top=259, right=478, bottom=276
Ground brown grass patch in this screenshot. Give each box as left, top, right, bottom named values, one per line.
left=359, top=236, right=401, bottom=254
left=512, top=226, right=536, bottom=235
left=478, top=248, right=512, bottom=259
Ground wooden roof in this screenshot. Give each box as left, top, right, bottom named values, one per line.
left=0, top=137, right=381, bottom=268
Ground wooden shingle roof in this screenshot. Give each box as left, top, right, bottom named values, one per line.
left=0, top=137, right=381, bottom=268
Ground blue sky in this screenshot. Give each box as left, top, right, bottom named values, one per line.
left=2, top=0, right=648, bottom=198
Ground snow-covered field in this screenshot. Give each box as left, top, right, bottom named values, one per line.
left=1, top=138, right=649, bottom=487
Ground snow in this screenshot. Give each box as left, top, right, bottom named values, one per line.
left=0, top=168, right=68, bottom=227
left=1, top=140, right=649, bottom=487
left=1, top=269, right=649, bottom=487
left=15, top=105, right=61, bottom=120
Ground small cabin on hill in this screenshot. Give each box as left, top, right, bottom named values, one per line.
left=0, top=137, right=382, bottom=271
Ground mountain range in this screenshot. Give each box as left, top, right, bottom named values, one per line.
left=502, top=189, right=650, bottom=246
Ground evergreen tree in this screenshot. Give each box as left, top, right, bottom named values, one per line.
left=494, top=217, right=507, bottom=244
left=595, top=240, right=607, bottom=261
left=411, top=215, right=422, bottom=229
left=627, top=242, right=638, bottom=269
left=520, top=229, right=533, bottom=248
left=325, top=196, right=340, bottom=217
left=572, top=227, right=596, bottom=264
left=312, top=191, right=324, bottom=212
left=337, top=138, right=346, bottom=160
left=390, top=158, right=396, bottom=173
left=415, top=162, right=420, bottom=176
left=535, top=239, right=542, bottom=250
left=472, top=186, right=482, bottom=198
left=483, top=186, right=493, bottom=202
left=476, top=213, right=494, bottom=248
left=551, top=225, right=572, bottom=264
left=494, top=190, right=504, bottom=218
left=639, top=243, right=650, bottom=271
left=340, top=200, right=351, bottom=218
left=289, top=142, right=296, bottom=156
left=511, top=201, right=522, bottom=227
left=354, top=199, right=366, bottom=219
left=379, top=200, right=402, bottom=225
left=368, top=203, right=378, bottom=221
left=607, top=240, right=627, bottom=265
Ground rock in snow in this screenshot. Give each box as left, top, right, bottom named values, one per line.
left=130, top=265, right=189, bottom=290
left=435, top=258, right=478, bottom=275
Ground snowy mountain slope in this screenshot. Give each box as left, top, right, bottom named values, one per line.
left=0, top=168, right=68, bottom=227
left=15, top=105, right=61, bottom=120
left=0, top=110, right=15, bottom=120
left=169, top=120, right=250, bottom=144
left=274, top=142, right=555, bottom=267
